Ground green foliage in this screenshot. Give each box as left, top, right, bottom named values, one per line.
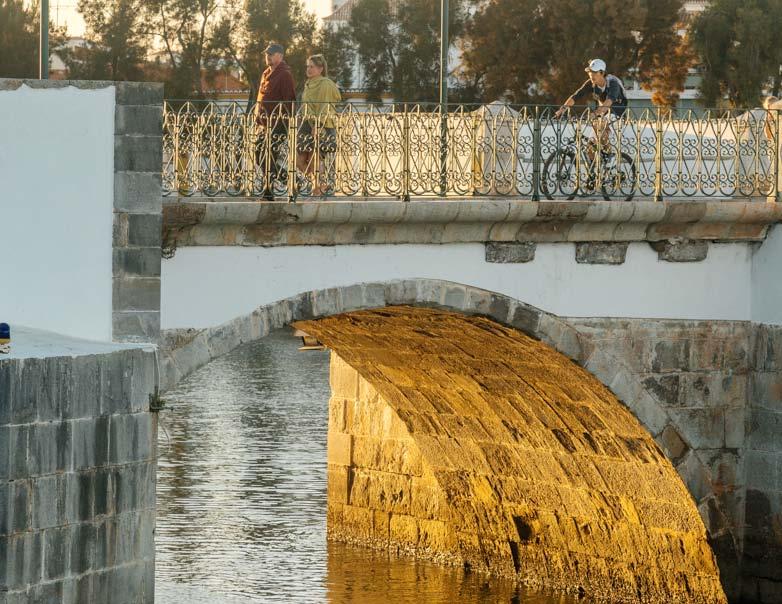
left=67, top=0, right=147, bottom=81
left=462, top=0, right=689, bottom=106
left=690, top=0, right=782, bottom=107
left=349, top=0, right=465, bottom=102
left=317, top=24, right=355, bottom=90
left=0, top=0, right=65, bottom=78
left=349, top=0, right=395, bottom=100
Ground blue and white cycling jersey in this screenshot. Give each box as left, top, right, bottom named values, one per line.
left=572, top=74, right=628, bottom=117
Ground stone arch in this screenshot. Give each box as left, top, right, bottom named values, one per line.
left=297, top=307, right=726, bottom=603
left=158, top=278, right=733, bottom=597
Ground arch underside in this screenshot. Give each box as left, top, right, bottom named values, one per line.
left=297, top=306, right=727, bottom=604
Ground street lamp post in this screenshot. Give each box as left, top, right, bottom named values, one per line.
left=40, top=0, right=49, bottom=79
left=439, top=0, right=449, bottom=195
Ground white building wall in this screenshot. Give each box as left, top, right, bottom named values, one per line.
left=161, top=241, right=755, bottom=330
left=752, top=225, right=782, bottom=325
left=0, top=84, right=115, bottom=341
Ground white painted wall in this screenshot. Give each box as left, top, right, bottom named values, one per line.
left=0, top=84, right=115, bottom=341
left=752, top=225, right=782, bottom=325
left=162, top=242, right=754, bottom=329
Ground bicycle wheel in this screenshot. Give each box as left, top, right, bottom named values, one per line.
left=541, top=150, right=578, bottom=200
left=601, top=152, right=636, bottom=201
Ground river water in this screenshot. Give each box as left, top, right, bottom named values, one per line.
left=155, top=330, right=588, bottom=604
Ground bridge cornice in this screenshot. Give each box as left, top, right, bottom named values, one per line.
left=163, top=199, right=782, bottom=247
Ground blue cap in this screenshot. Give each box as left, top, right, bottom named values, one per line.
left=0, top=323, right=9, bottom=339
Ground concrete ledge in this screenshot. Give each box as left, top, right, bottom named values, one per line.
left=163, top=200, right=782, bottom=247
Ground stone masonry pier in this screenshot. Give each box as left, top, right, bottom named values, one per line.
left=297, top=307, right=725, bottom=603
left=0, top=328, right=157, bottom=603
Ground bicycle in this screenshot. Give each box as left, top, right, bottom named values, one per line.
left=541, top=132, right=636, bottom=201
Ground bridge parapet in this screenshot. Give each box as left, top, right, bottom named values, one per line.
left=163, top=199, right=782, bottom=250
left=163, top=101, right=781, bottom=202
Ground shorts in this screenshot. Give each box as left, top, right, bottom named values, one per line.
left=297, top=122, right=337, bottom=154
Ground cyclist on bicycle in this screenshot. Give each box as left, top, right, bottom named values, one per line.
left=554, top=58, right=627, bottom=156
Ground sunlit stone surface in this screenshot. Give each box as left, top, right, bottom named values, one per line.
left=298, top=307, right=727, bottom=603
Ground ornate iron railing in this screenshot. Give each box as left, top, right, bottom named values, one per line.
left=163, top=101, right=781, bottom=201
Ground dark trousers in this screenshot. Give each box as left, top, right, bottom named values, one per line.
left=256, top=120, right=289, bottom=193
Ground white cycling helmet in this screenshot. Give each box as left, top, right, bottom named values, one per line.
left=585, top=58, right=607, bottom=73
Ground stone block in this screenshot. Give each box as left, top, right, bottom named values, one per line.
left=130, top=351, right=156, bottom=414
left=93, top=467, right=113, bottom=517
left=113, top=276, right=161, bottom=312
left=651, top=240, right=709, bottom=262
left=328, top=432, right=352, bottom=466
left=29, top=422, right=72, bottom=475
left=384, top=281, right=418, bottom=305
left=114, top=171, right=163, bottom=213
left=69, top=522, right=95, bottom=574
left=507, top=302, right=541, bottom=336
left=7, top=426, right=29, bottom=481
left=362, top=283, right=386, bottom=308
left=110, top=413, right=153, bottom=464
left=668, top=408, right=725, bottom=450
left=4, top=531, right=43, bottom=589
left=127, top=213, right=163, bottom=247
left=745, top=450, right=778, bottom=490
left=642, top=374, right=680, bottom=407
left=113, top=247, right=161, bottom=278
left=676, top=451, right=712, bottom=503
left=113, top=311, right=160, bottom=343
left=575, top=242, right=629, bottom=265
left=62, top=573, right=92, bottom=604
left=8, top=480, right=31, bottom=533
left=73, top=418, right=105, bottom=471
left=751, top=371, right=782, bottom=412
left=115, top=82, right=164, bottom=106
left=724, top=407, right=745, bottom=449
left=443, top=285, right=467, bottom=310
left=485, top=242, right=536, bottom=263
left=115, top=105, right=163, bottom=136
left=99, top=351, right=133, bottom=414
left=311, top=287, right=342, bottom=318
left=658, top=425, right=689, bottom=463
left=65, top=471, right=93, bottom=523
left=650, top=339, right=691, bottom=373
left=622, top=390, right=669, bottom=437
left=487, top=293, right=512, bottom=323
left=415, top=280, right=445, bottom=305
left=43, top=526, right=70, bottom=581
left=747, top=408, right=782, bottom=451
left=114, top=135, right=163, bottom=173
left=31, top=475, right=65, bottom=529
left=115, top=512, right=138, bottom=565
left=65, top=354, right=102, bottom=419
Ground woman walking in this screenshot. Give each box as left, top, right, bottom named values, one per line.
left=297, top=54, right=342, bottom=197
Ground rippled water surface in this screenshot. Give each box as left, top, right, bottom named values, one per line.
left=156, top=330, right=588, bottom=603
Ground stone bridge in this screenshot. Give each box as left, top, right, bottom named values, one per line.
left=2, top=79, right=782, bottom=604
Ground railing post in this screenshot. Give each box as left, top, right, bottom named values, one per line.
left=776, top=109, right=782, bottom=202
left=654, top=107, right=664, bottom=202
left=403, top=104, right=411, bottom=202
left=532, top=106, right=542, bottom=201
left=287, top=112, right=296, bottom=202
left=439, top=106, right=448, bottom=197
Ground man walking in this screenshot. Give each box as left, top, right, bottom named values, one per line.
left=255, top=43, right=296, bottom=201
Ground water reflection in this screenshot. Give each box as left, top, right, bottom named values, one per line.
left=156, top=330, right=588, bottom=603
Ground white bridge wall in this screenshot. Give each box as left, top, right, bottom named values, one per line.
left=161, top=241, right=779, bottom=329
left=0, top=84, right=115, bottom=341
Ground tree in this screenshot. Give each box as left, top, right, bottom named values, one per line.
left=317, top=23, right=355, bottom=90
left=393, top=0, right=465, bottom=102
left=143, top=0, right=225, bottom=98
left=210, top=0, right=318, bottom=100
left=0, top=0, right=66, bottom=78
left=462, top=0, right=691, bottom=106
left=68, top=0, right=148, bottom=81
left=349, top=0, right=395, bottom=100
left=691, top=0, right=782, bottom=107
